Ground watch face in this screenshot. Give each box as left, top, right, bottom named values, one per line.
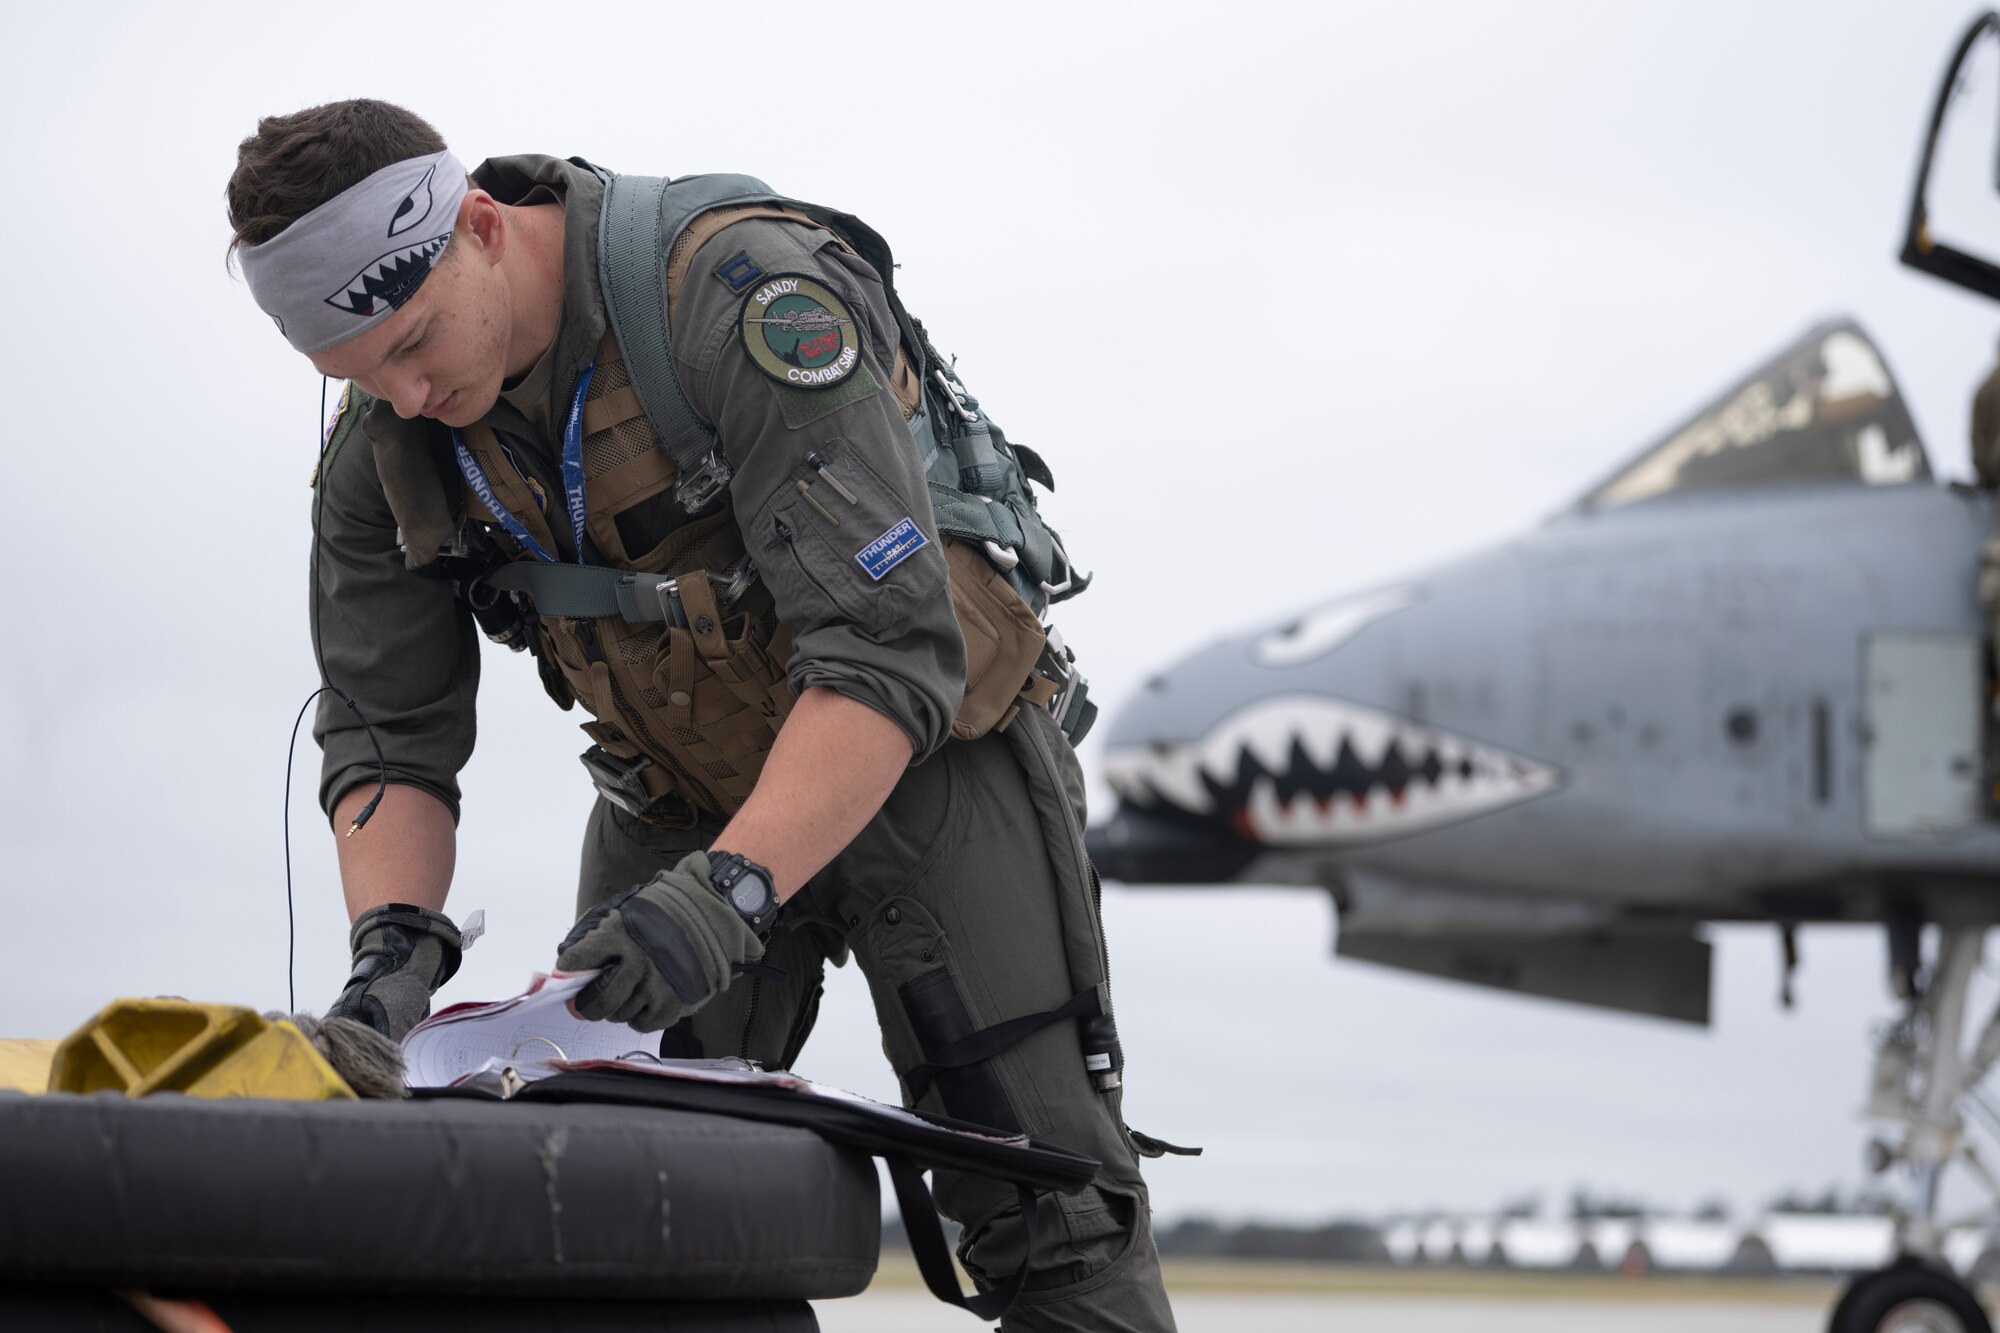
left=730, top=875, right=772, bottom=915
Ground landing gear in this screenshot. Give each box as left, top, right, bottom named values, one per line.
left=1850, top=925, right=2000, bottom=1333
left=1985, top=634, right=2000, bottom=822
left=1829, top=1261, right=1991, bottom=1333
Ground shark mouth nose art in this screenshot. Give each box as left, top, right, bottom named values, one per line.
left=1103, top=694, right=1561, bottom=846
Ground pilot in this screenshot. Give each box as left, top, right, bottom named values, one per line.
left=225, top=99, right=1175, bottom=1330
left=1975, top=341, right=2000, bottom=701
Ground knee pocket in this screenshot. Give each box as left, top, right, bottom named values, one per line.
left=958, top=1186, right=1149, bottom=1303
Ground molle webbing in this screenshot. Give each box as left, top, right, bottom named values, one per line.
left=442, top=169, right=1098, bottom=824
left=453, top=316, right=789, bottom=821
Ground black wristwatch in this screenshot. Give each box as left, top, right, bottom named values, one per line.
left=706, top=851, right=780, bottom=939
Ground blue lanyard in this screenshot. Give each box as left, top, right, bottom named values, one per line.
left=451, top=360, right=597, bottom=564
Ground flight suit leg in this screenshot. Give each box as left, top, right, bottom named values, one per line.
left=1981, top=528, right=2000, bottom=719
left=821, top=713, right=1176, bottom=1333
left=576, top=799, right=832, bottom=1069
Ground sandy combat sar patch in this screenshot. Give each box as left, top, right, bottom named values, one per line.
left=738, top=273, right=862, bottom=390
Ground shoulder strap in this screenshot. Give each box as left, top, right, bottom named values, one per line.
left=596, top=170, right=779, bottom=488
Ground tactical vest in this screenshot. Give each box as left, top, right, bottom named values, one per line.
left=393, top=171, right=1091, bottom=828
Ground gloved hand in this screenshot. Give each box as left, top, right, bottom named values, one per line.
left=557, top=851, right=763, bottom=1031
left=325, top=903, right=465, bottom=1041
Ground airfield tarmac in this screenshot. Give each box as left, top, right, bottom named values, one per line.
left=814, top=1262, right=1846, bottom=1332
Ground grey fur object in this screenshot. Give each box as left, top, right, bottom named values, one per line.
left=269, top=1011, right=406, bottom=1100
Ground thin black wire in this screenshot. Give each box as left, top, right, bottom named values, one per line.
left=283, top=687, right=338, bottom=1012
left=282, top=377, right=388, bottom=1012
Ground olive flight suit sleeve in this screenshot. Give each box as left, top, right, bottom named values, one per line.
left=671, top=218, right=966, bottom=761
left=311, top=394, right=483, bottom=822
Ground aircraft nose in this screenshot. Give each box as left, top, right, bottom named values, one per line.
left=1096, top=582, right=1559, bottom=851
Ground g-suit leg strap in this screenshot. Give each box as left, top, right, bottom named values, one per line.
left=902, top=987, right=1103, bottom=1105
left=885, top=1151, right=1037, bottom=1322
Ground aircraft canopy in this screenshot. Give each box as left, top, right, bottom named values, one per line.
left=1571, top=320, right=1931, bottom=515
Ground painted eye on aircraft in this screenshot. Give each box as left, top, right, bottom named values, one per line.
left=1253, top=586, right=1421, bottom=669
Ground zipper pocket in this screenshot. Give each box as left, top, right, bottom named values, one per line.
left=775, top=515, right=850, bottom=613
left=738, top=977, right=763, bottom=1059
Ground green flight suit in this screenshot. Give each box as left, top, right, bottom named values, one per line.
left=311, top=155, right=1175, bottom=1331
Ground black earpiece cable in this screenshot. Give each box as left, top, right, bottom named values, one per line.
left=281, top=376, right=390, bottom=1010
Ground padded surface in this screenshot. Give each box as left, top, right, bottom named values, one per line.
left=0, top=1091, right=878, bottom=1302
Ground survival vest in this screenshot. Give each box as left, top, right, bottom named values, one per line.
left=386, top=169, right=1093, bottom=828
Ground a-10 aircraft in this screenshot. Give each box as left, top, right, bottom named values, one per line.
left=1089, top=316, right=1989, bottom=1028
left=1086, top=15, right=2000, bottom=1332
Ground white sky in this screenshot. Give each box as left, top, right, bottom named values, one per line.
left=4, top=0, right=2000, bottom=1224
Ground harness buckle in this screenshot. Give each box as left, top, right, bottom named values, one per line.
left=625, top=557, right=760, bottom=627
left=579, top=745, right=663, bottom=818
left=631, top=575, right=688, bottom=628
left=1038, top=534, right=1079, bottom=598
left=716, top=555, right=760, bottom=606
left=932, top=367, right=981, bottom=425
left=675, top=448, right=734, bottom=514
left=982, top=540, right=1021, bottom=572
left=1033, top=627, right=1092, bottom=739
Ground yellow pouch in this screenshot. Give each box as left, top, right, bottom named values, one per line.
left=0, top=1039, right=58, bottom=1093
left=47, top=999, right=353, bottom=1101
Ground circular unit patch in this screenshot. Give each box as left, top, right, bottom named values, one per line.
left=739, top=273, right=862, bottom=390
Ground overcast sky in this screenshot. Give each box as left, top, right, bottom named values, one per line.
left=5, top=0, right=2000, bottom=1225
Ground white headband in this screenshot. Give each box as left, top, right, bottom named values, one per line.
left=239, top=149, right=468, bottom=354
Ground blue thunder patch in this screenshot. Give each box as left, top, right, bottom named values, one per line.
left=856, top=518, right=928, bottom=581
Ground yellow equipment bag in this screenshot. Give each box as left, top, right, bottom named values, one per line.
left=46, top=999, right=353, bottom=1101
left=0, top=1039, right=57, bottom=1094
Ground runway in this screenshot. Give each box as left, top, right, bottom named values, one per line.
left=815, top=1292, right=1825, bottom=1332
left=814, top=1261, right=1843, bottom=1331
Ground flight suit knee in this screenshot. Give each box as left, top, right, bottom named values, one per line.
left=844, top=889, right=1171, bottom=1331
left=951, top=1183, right=1175, bottom=1333
left=831, top=730, right=1172, bottom=1327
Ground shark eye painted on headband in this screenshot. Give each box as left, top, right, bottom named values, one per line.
left=388, top=161, right=438, bottom=238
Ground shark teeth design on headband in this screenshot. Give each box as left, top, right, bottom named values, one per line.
left=325, top=233, right=450, bottom=318
left=387, top=162, right=437, bottom=238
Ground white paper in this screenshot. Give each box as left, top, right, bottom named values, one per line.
left=400, top=970, right=656, bottom=1089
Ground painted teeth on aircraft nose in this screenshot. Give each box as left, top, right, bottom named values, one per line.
left=1248, top=778, right=1284, bottom=834
left=1297, top=726, right=1342, bottom=770
left=1114, top=693, right=1558, bottom=844
left=1242, top=719, right=1295, bottom=774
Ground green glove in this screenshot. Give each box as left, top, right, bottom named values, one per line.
left=557, top=851, right=764, bottom=1031
left=325, top=903, right=465, bottom=1041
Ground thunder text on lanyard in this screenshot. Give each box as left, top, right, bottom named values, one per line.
left=451, top=362, right=598, bottom=563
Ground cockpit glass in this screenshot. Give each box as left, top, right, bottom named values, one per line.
left=1571, top=322, right=1931, bottom=514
